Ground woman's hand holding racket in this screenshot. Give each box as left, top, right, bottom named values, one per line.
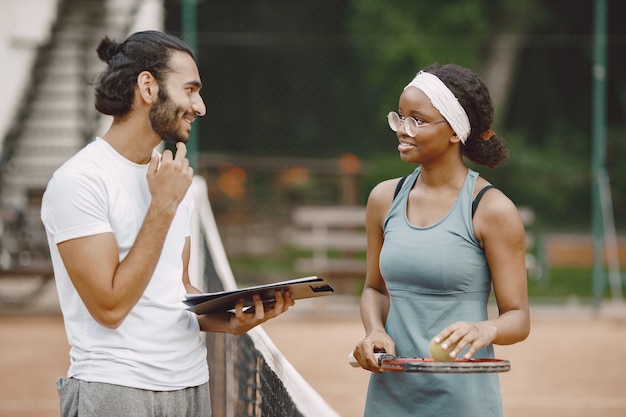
left=353, top=330, right=396, bottom=374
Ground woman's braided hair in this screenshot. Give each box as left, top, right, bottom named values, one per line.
left=424, top=64, right=509, bottom=168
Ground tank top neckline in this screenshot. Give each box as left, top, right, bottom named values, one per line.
left=401, top=168, right=475, bottom=230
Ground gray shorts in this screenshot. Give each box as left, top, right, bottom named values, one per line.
left=56, top=378, right=211, bottom=417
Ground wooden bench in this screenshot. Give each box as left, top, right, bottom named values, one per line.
left=285, top=206, right=367, bottom=282
left=542, top=233, right=626, bottom=267
left=285, top=204, right=537, bottom=292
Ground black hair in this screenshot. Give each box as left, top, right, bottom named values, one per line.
left=94, top=30, right=194, bottom=117
left=423, top=64, right=509, bottom=168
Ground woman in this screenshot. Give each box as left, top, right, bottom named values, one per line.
left=353, top=64, right=530, bottom=417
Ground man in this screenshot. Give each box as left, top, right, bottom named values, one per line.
left=41, top=30, right=293, bottom=417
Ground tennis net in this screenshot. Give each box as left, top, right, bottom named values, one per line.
left=191, top=177, right=339, bottom=417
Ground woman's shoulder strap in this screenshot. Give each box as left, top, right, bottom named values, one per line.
left=471, top=185, right=496, bottom=218
left=393, top=176, right=408, bottom=201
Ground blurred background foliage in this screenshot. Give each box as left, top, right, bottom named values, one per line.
left=163, top=0, right=626, bottom=232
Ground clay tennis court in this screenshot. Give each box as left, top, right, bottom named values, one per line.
left=1, top=292, right=626, bottom=417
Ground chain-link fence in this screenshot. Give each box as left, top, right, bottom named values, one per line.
left=162, top=0, right=626, bottom=281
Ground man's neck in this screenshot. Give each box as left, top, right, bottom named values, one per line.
left=102, top=121, right=161, bottom=164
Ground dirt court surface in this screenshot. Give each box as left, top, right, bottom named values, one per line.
left=263, top=301, right=626, bottom=417
left=2, top=297, right=626, bottom=417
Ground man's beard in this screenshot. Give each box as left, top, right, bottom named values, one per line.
left=149, top=86, right=188, bottom=144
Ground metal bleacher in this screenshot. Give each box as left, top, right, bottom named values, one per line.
left=0, top=0, right=157, bottom=306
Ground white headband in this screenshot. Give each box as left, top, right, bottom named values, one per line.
left=404, top=71, right=471, bottom=144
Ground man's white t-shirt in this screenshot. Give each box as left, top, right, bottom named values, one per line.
left=41, top=138, right=208, bottom=391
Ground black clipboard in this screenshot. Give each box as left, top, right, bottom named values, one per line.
left=183, top=276, right=334, bottom=315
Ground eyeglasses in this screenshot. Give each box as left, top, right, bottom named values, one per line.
left=387, top=111, right=447, bottom=137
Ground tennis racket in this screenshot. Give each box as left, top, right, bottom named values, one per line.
left=348, top=352, right=510, bottom=373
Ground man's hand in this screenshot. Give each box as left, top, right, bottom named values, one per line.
left=227, top=291, right=295, bottom=335
left=147, top=142, right=194, bottom=212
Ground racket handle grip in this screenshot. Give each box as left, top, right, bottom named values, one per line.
left=348, top=351, right=386, bottom=367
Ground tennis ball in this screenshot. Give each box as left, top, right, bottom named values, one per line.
left=429, top=338, right=455, bottom=362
